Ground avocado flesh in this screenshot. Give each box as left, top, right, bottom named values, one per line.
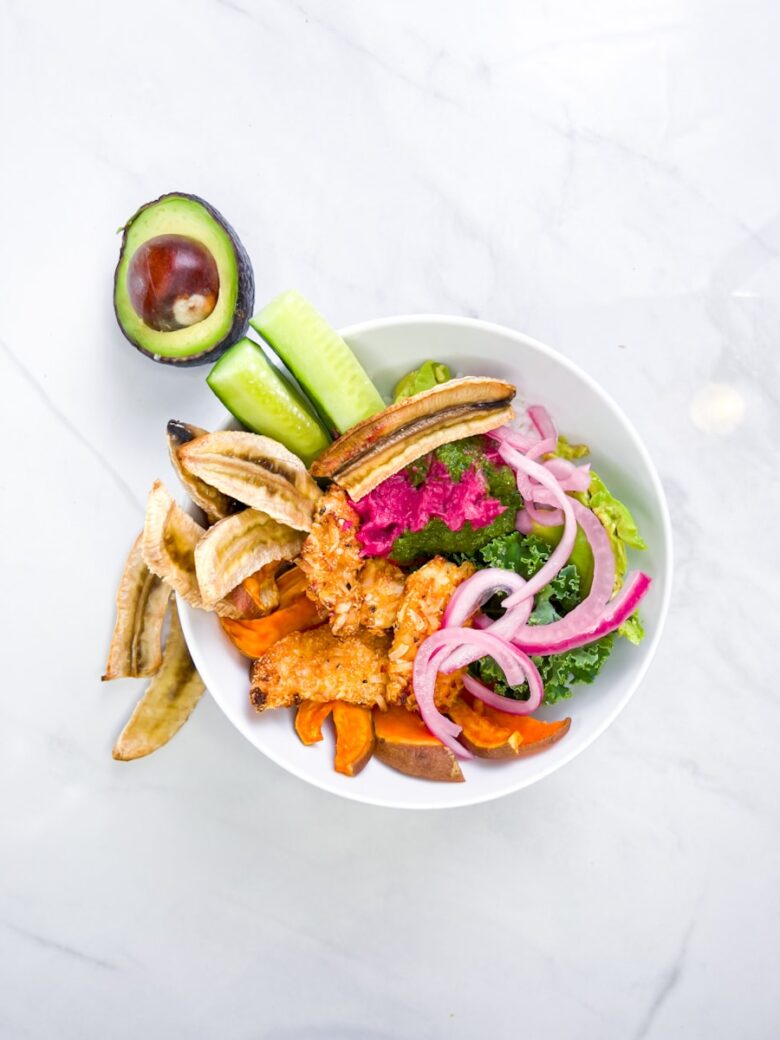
left=113, top=193, right=254, bottom=366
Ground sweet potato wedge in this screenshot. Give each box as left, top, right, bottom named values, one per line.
left=374, top=706, right=464, bottom=782
left=332, top=703, right=375, bottom=777
left=479, top=703, right=572, bottom=756
left=219, top=594, right=326, bottom=658
left=448, top=699, right=524, bottom=759
left=294, top=701, right=334, bottom=746
left=276, top=564, right=306, bottom=606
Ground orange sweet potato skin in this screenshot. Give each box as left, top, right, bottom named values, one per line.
left=294, top=702, right=334, bottom=746
left=332, top=703, right=375, bottom=777
left=478, top=703, right=572, bottom=757
left=373, top=707, right=464, bottom=782
left=448, top=699, right=523, bottom=759
left=220, top=595, right=325, bottom=658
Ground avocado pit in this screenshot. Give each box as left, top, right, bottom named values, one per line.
left=127, top=234, right=219, bottom=332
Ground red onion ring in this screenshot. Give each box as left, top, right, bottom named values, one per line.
left=498, top=443, right=577, bottom=604
left=512, top=571, right=651, bottom=655
left=503, top=497, right=615, bottom=636
left=462, top=672, right=542, bottom=715
left=442, top=568, right=528, bottom=629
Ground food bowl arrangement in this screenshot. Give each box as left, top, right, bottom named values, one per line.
left=178, top=314, right=672, bottom=810
left=103, top=192, right=671, bottom=811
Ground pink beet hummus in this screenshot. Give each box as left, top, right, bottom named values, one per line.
left=353, top=458, right=506, bottom=558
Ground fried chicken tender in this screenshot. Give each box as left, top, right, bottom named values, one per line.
left=386, top=556, right=476, bottom=710
left=298, top=487, right=364, bottom=633
left=299, top=486, right=405, bottom=634
left=359, top=558, right=406, bottom=630
left=250, top=626, right=390, bottom=712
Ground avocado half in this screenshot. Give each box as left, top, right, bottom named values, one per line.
left=113, top=193, right=254, bottom=366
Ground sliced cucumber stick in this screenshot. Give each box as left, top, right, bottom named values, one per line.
left=206, top=337, right=331, bottom=465
left=250, top=290, right=385, bottom=434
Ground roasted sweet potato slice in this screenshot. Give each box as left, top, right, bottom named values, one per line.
left=219, top=594, right=326, bottom=658
left=479, top=704, right=572, bottom=756
left=294, top=701, right=334, bottom=746
left=374, top=706, right=464, bottom=782
left=239, top=561, right=281, bottom=616
left=448, top=699, right=524, bottom=759
left=276, top=564, right=306, bottom=606
left=332, top=703, right=375, bottom=777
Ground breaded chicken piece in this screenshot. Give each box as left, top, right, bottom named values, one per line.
left=250, top=626, right=391, bottom=712
left=387, top=556, right=476, bottom=710
left=299, top=486, right=405, bottom=634
left=299, top=487, right=364, bottom=634
left=359, top=558, right=406, bottom=631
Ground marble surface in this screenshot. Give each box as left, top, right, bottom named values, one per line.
left=1, top=0, right=778, bottom=1036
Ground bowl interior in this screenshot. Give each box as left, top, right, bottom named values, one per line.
left=178, top=316, right=672, bottom=809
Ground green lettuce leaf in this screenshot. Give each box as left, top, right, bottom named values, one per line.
left=575, top=470, right=647, bottom=587
left=393, top=360, right=453, bottom=401
left=470, top=633, right=616, bottom=706
left=617, top=611, right=645, bottom=645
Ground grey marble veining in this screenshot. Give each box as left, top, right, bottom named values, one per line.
left=1, top=0, right=778, bottom=1037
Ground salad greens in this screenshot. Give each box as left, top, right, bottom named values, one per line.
left=470, top=467, right=647, bottom=704
left=469, top=531, right=616, bottom=704
left=470, top=634, right=616, bottom=705
left=575, top=470, right=647, bottom=585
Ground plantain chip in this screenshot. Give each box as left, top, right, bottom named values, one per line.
left=178, top=430, right=321, bottom=532
left=142, top=480, right=206, bottom=608
left=166, top=420, right=240, bottom=524
left=194, top=508, right=304, bottom=607
left=103, top=533, right=170, bottom=680
left=310, top=376, right=516, bottom=501
left=112, top=600, right=206, bottom=760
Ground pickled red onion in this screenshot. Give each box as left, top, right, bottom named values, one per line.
left=463, top=672, right=543, bottom=715
left=512, top=571, right=651, bottom=655
left=442, top=568, right=527, bottom=629
left=504, top=497, right=615, bottom=628
left=526, top=405, right=558, bottom=460
left=498, top=442, right=576, bottom=604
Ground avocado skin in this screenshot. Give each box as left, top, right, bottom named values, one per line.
left=113, top=192, right=255, bottom=367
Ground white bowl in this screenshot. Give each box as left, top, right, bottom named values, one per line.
left=179, top=316, right=672, bottom=809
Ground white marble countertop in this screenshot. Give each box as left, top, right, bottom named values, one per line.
left=1, top=1, right=778, bottom=1037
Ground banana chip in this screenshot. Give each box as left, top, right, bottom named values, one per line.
left=166, top=420, right=239, bottom=524
left=178, top=431, right=321, bottom=532
left=142, top=480, right=206, bottom=608
left=311, top=376, right=516, bottom=500
left=112, top=601, right=205, bottom=761
left=195, top=508, right=304, bottom=607
left=103, top=533, right=170, bottom=680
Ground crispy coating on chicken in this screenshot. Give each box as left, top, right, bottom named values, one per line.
left=298, top=486, right=405, bottom=634
left=387, top=556, right=475, bottom=710
left=298, top=487, right=364, bottom=634
left=250, top=626, right=390, bottom=712
left=358, top=558, right=406, bottom=631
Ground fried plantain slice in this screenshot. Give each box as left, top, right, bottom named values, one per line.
left=310, top=376, right=515, bottom=500
left=142, top=480, right=207, bottom=608
left=178, top=430, right=321, bottom=531
left=112, top=601, right=205, bottom=760
left=103, top=533, right=170, bottom=680
left=194, top=508, right=304, bottom=607
left=166, top=420, right=239, bottom=524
